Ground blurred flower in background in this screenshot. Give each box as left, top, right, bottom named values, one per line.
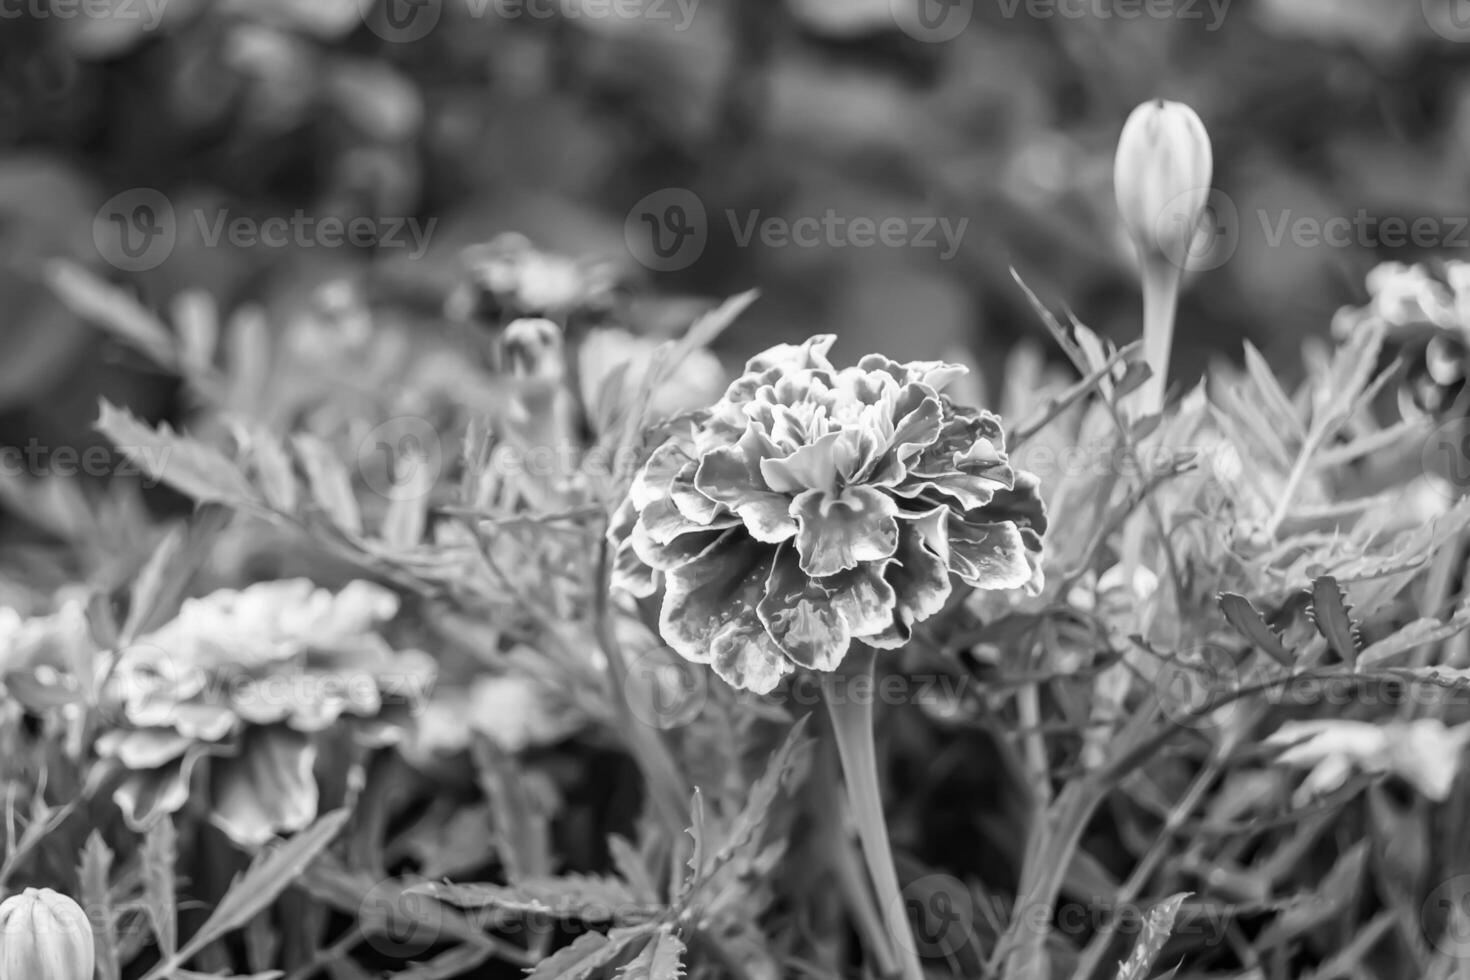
left=5, top=0, right=1470, bottom=471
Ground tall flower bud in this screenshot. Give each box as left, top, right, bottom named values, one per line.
left=0, top=888, right=96, bottom=980
left=1114, top=99, right=1213, bottom=413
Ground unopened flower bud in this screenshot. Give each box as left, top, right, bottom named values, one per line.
left=1113, top=99, right=1214, bottom=415
left=0, top=888, right=96, bottom=980
left=1114, top=99, right=1213, bottom=268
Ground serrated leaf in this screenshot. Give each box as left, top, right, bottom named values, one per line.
left=1218, top=593, right=1293, bottom=667
left=473, top=741, right=553, bottom=883
left=1258, top=842, right=1368, bottom=947
left=418, top=874, right=646, bottom=923
left=390, top=943, right=497, bottom=980
left=46, top=259, right=179, bottom=369
left=172, top=289, right=220, bottom=377
left=381, top=452, right=432, bottom=548
left=676, top=791, right=706, bottom=904
left=1009, top=341, right=1139, bottom=451
left=122, top=504, right=229, bottom=643
left=79, top=832, right=121, bottom=980
left=1114, top=892, right=1189, bottom=980
left=1242, top=341, right=1305, bottom=443
left=187, top=810, right=350, bottom=954
left=141, top=817, right=178, bottom=956
left=704, top=717, right=811, bottom=879
left=1359, top=607, right=1470, bottom=666
left=1308, top=576, right=1361, bottom=665
left=293, top=435, right=363, bottom=536
left=96, top=401, right=257, bottom=505
left=525, top=927, right=648, bottom=980
left=617, top=926, right=686, bottom=980
left=607, top=836, right=659, bottom=906
left=243, top=427, right=299, bottom=514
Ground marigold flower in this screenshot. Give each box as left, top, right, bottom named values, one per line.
left=0, top=888, right=95, bottom=980
left=96, top=579, right=434, bottom=847
left=612, top=335, right=1045, bottom=694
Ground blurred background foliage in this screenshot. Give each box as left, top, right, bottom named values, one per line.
left=2, top=0, right=1468, bottom=453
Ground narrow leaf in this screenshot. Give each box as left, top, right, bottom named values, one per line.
left=1308, top=576, right=1361, bottom=665
left=526, top=927, right=647, bottom=980
left=1114, top=892, right=1189, bottom=980
left=141, top=817, right=179, bottom=956
left=293, top=435, right=363, bottom=536
left=1218, top=593, right=1294, bottom=667
left=79, top=832, right=121, bottom=980
left=96, top=401, right=257, bottom=505
left=617, top=926, right=686, bottom=980
left=190, top=810, right=351, bottom=950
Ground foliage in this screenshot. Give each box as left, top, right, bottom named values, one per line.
left=6, top=201, right=1470, bottom=980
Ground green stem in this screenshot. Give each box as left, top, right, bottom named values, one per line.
left=822, top=648, right=923, bottom=980
left=1137, top=255, right=1183, bottom=418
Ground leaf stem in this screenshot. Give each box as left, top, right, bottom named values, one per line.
left=822, top=648, right=923, bottom=980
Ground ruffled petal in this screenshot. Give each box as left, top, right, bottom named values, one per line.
left=947, top=519, right=1033, bottom=591
left=209, top=726, right=319, bottom=847
left=791, top=486, right=900, bottom=577
left=659, top=532, right=786, bottom=688
left=867, top=508, right=954, bottom=648
left=694, top=430, right=797, bottom=543
left=756, top=545, right=888, bottom=671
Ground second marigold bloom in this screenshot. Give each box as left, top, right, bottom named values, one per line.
left=612, top=336, right=1046, bottom=694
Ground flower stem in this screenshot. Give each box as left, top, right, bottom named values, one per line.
left=1137, top=255, right=1183, bottom=418
left=822, top=648, right=923, bottom=980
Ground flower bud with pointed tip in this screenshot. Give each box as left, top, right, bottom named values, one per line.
left=0, top=888, right=96, bottom=980
left=1114, top=99, right=1213, bottom=269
